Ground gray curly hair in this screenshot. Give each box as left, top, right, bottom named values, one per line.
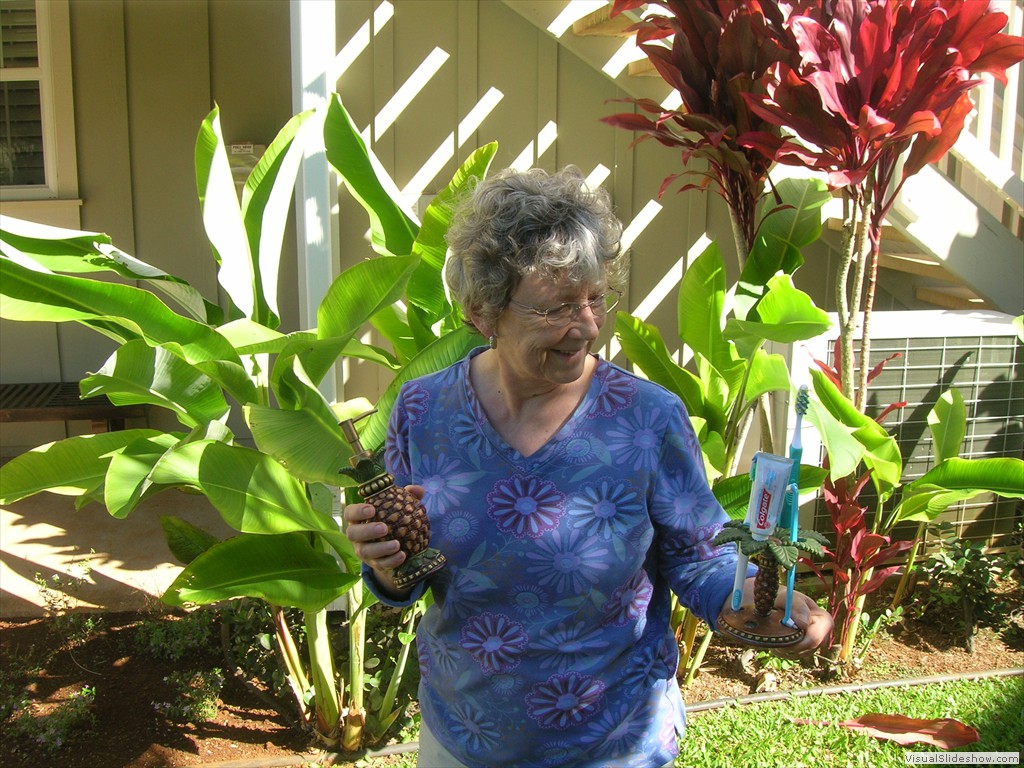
left=444, top=165, right=627, bottom=332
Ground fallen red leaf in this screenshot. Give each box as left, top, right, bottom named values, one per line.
left=792, top=713, right=980, bottom=748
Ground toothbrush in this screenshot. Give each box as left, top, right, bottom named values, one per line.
left=782, top=385, right=810, bottom=628
left=730, top=457, right=760, bottom=611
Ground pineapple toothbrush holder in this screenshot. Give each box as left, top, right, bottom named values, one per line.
left=339, top=412, right=446, bottom=590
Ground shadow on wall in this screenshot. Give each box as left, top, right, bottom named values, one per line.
left=0, top=469, right=236, bottom=618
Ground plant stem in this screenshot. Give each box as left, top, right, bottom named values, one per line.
left=835, top=193, right=857, bottom=401
left=891, top=521, right=926, bottom=609
left=838, top=569, right=872, bottom=664
left=683, top=627, right=715, bottom=686
left=306, top=609, right=341, bottom=743
left=378, top=605, right=418, bottom=725
left=272, top=606, right=310, bottom=719
left=342, top=580, right=366, bottom=752
left=758, top=394, right=776, bottom=454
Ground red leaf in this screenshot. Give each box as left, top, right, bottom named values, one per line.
left=793, top=713, right=980, bottom=748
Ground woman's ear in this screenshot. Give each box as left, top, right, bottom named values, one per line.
left=468, top=309, right=493, bottom=340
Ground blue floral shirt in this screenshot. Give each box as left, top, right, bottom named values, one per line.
left=366, top=348, right=742, bottom=767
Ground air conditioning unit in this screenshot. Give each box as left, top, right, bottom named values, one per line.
left=785, top=310, right=1023, bottom=550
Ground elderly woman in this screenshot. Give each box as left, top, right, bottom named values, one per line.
left=344, top=166, right=831, bottom=768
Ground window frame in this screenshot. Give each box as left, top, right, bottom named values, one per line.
left=0, top=0, right=77, bottom=202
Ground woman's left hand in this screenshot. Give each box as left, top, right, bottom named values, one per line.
left=720, top=578, right=834, bottom=660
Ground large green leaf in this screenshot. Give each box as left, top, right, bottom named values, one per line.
left=324, top=95, right=418, bottom=257
left=162, top=532, right=357, bottom=612
left=0, top=259, right=256, bottom=403
left=370, top=304, right=420, bottom=364
left=361, top=326, right=480, bottom=451
left=160, top=515, right=221, bottom=566
left=894, top=457, right=1024, bottom=523
left=804, top=396, right=866, bottom=481
left=737, top=177, right=830, bottom=320
left=0, top=431, right=161, bottom=504
left=725, top=274, right=832, bottom=352
left=809, top=369, right=902, bottom=495
left=678, top=242, right=744, bottom=397
left=742, top=350, right=792, bottom=408
left=928, top=388, right=966, bottom=465
left=82, top=340, right=230, bottom=428
left=295, top=255, right=421, bottom=384
left=239, top=108, right=317, bottom=330
left=0, top=217, right=215, bottom=322
left=191, top=442, right=335, bottom=534
left=196, top=105, right=254, bottom=322
left=408, top=142, right=498, bottom=321
left=248, top=360, right=352, bottom=485
left=104, top=433, right=185, bottom=518
left=614, top=311, right=709, bottom=423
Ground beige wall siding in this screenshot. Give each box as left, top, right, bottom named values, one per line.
left=0, top=0, right=919, bottom=455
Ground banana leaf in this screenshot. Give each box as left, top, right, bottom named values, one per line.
left=82, top=340, right=230, bottom=428
left=325, top=95, right=417, bottom=258
left=894, top=457, right=1024, bottom=523
left=0, top=430, right=162, bottom=504
left=0, top=217, right=216, bottom=322
left=163, top=531, right=358, bottom=613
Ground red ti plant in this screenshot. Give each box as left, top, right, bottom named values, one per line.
left=741, top=0, right=1024, bottom=409
left=815, top=467, right=913, bottom=660
left=601, top=0, right=807, bottom=261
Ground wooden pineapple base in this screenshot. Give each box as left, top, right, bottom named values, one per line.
left=717, top=606, right=805, bottom=647
left=393, top=547, right=447, bottom=589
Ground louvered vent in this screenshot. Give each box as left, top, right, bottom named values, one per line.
left=0, top=0, right=44, bottom=187
left=794, top=311, right=1023, bottom=550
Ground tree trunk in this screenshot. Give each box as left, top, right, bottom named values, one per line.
left=754, top=552, right=779, bottom=616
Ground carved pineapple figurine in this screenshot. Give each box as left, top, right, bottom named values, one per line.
left=339, top=412, right=446, bottom=589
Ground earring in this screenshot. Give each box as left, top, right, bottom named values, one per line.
left=489, top=334, right=497, bottom=349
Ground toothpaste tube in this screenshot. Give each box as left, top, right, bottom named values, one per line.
left=730, top=452, right=794, bottom=611
left=744, top=452, right=794, bottom=541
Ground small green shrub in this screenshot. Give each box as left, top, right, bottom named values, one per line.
left=153, top=668, right=225, bottom=723
left=135, top=609, right=215, bottom=661
left=8, top=685, right=97, bottom=752
left=34, top=554, right=102, bottom=649
left=223, top=600, right=303, bottom=702
left=920, top=523, right=1010, bottom=651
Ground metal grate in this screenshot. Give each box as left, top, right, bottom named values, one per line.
left=794, top=311, right=1023, bottom=552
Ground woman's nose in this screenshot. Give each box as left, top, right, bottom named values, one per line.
left=568, top=303, right=602, bottom=336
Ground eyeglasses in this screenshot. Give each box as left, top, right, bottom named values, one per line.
left=508, top=289, right=622, bottom=327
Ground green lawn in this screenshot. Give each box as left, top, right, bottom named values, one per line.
left=680, top=675, right=1023, bottom=768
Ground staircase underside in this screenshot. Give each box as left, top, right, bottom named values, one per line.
left=503, top=0, right=1024, bottom=315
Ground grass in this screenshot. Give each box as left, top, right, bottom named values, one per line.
left=681, top=675, right=1023, bottom=768
left=347, top=676, right=1023, bottom=768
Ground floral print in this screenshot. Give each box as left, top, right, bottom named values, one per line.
left=460, top=612, right=528, bottom=674
left=526, top=672, right=606, bottom=729
left=367, top=349, right=740, bottom=768
left=486, top=474, right=565, bottom=538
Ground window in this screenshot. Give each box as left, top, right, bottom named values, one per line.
left=0, top=0, right=75, bottom=201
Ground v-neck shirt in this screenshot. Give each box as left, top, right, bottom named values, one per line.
left=371, top=347, right=741, bottom=768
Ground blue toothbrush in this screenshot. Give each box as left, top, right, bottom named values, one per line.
left=781, top=385, right=809, bottom=628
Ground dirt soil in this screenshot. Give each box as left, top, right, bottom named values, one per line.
left=2, top=596, right=1022, bottom=768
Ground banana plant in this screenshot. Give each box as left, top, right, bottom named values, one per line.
left=615, top=176, right=832, bottom=483
left=0, top=95, right=496, bottom=749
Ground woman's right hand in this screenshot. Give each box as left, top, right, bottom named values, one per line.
left=342, top=487, right=425, bottom=600
left=343, top=501, right=407, bottom=572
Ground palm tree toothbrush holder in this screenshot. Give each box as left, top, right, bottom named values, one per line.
left=714, top=388, right=826, bottom=646
left=339, top=411, right=446, bottom=589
